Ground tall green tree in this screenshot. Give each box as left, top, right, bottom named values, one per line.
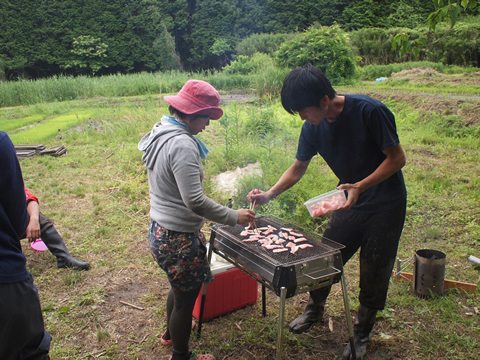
left=66, top=35, right=108, bottom=74
left=187, top=0, right=269, bottom=69
left=0, top=0, right=179, bottom=78
left=152, top=21, right=183, bottom=71
left=0, top=0, right=477, bottom=79
left=341, top=0, right=380, bottom=30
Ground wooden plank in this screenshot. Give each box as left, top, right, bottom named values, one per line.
left=391, top=271, right=477, bottom=293
left=15, top=145, right=46, bottom=153
left=16, top=150, right=36, bottom=159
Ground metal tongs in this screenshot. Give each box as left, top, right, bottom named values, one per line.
left=249, top=198, right=258, bottom=232
left=249, top=188, right=258, bottom=232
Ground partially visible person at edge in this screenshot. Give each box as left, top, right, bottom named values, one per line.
left=0, top=130, right=52, bottom=360
left=247, top=64, right=407, bottom=359
left=24, top=186, right=90, bottom=270
left=138, top=80, right=255, bottom=360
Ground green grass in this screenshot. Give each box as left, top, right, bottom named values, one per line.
left=0, top=114, right=46, bottom=132
left=373, top=80, right=480, bottom=95
left=0, top=70, right=254, bottom=107
left=8, top=111, right=93, bottom=143
left=3, top=74, right=480, bottom=359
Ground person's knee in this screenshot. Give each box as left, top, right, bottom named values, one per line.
left=358, top=289, right=388, bottom=310
left=172, top=286, right=201, bottom=310
left=39, top=213, right=55, bottom=233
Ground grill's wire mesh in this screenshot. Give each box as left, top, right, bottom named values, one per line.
left=212, top=215, right=342, bottom=266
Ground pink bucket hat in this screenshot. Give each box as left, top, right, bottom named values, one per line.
left=164, top=80, right=223, bottom=120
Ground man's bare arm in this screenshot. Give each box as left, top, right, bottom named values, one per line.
left=247, top=159, right=311, bottom=205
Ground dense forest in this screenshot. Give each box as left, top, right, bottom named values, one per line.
left=0, top=0, right=478, bottom=80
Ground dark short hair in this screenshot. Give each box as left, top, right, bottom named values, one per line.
left=169, top=105, right=210, bottom=121
left=169, top=105, right=186, bottom=119
left=281, top=64, right=336, bottom=115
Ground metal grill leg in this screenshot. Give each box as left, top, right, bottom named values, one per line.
left=341, top=273, right=356, bottom=360
left=276, top=287, right=286, bottom=360
left=197, top=232, right=216, bottom=338
left=262, top=285, right=266, bottom=317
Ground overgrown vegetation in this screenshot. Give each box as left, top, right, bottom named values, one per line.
left=275, top=24, right=357, bottom=84
left=351, top=20, right=480, bottom=66
left=3, top=60, right=480, bottom=109
left=1, top=71, right=479, bottom=359
left=0, top=71, right=251, bottom=108
left=235, top=33, right=295, bottom=57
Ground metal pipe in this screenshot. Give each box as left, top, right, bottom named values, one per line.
left=276, top=286, right=287, bottom=360
left=396, top=257, right=401, bottom=279
left=468, top=255, right=480, bottom=267
left=341, top=273, right=356, bottom=360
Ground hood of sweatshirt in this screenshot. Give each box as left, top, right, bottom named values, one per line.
left=138, top=118, right=192, bottom=170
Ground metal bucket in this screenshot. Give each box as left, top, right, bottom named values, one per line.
left=413, top=249, right=446, bottom=299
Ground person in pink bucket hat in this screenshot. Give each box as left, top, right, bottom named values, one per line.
left=163, top=80, right=224, bottom=121
left=138, top=80, right=255, bottom=360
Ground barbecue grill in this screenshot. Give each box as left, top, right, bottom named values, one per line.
left=197, top=215, right=356, bottom=360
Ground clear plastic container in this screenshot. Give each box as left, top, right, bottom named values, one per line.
left=304, top=189, right=347, bottom=217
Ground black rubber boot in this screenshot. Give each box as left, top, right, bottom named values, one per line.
left=289, top=290, right=327, bottom=334
left=342, top=304, right=378, bottom=359
left=41, top=226, right=90, bottom=270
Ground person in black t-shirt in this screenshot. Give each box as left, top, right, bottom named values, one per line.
left=0, top=131, right=51, bottom=360
left=247, top=64, right=407, bottom=359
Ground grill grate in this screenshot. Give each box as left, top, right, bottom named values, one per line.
left=212, top=215, right=342, bottom=266
left=201, top=215, right=354, bottom=360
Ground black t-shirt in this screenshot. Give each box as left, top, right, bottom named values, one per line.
left=0, top=131, right=30, bottom=283
left=296, top=95, right=407, bottom=213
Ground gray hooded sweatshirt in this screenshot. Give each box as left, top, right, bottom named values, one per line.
left=138, top=118, right=238, bottom=232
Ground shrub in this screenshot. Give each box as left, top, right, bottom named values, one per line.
left=252, top=65, right=290, bottom=99
left=243, top=106, right=277, bottom=137
left=223, top=53, right=275, bottom=75
left=275, top=24, right=357, bottom=84
left=235, top=33, right=294, bottom=57
left=222, top=53, right=290, bottom=99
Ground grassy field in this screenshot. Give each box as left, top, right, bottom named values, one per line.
left=1, top=70, right=479, bottom=359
